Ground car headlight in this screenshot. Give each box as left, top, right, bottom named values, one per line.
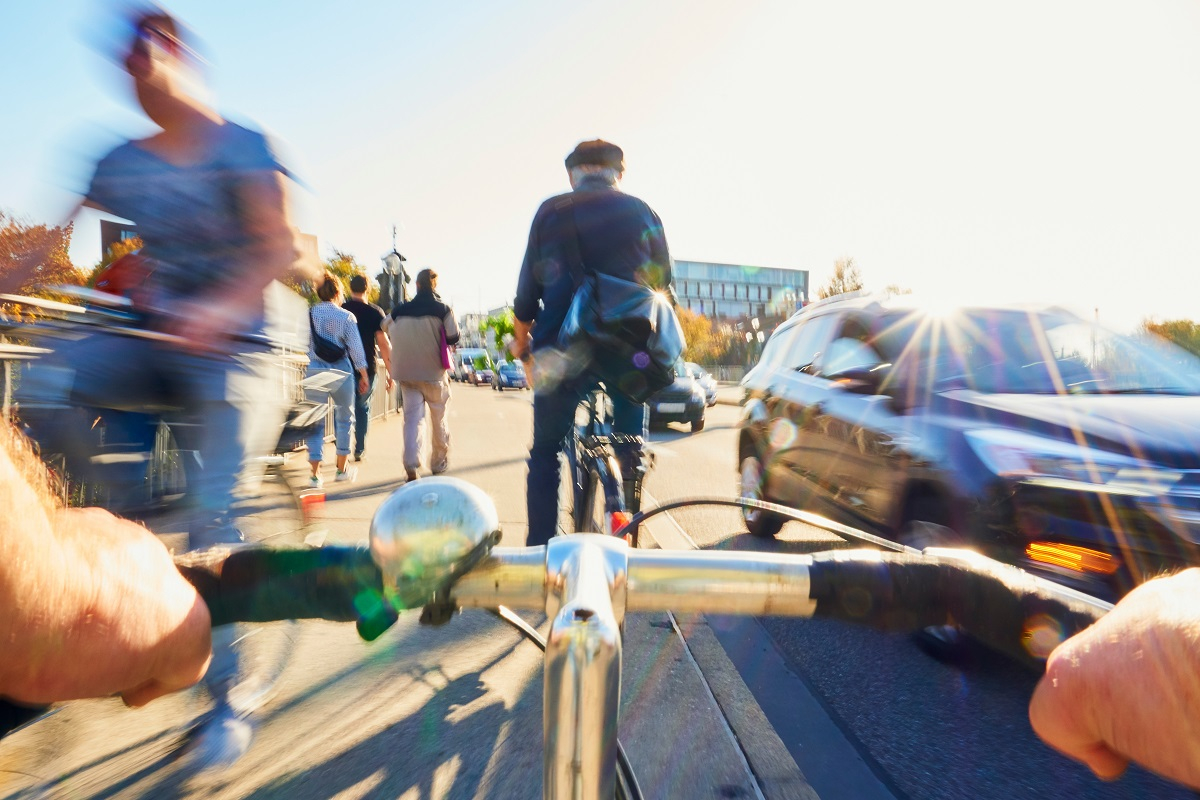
left=964, top=428, right=1182, bottom=494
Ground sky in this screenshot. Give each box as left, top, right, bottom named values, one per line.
left=3, top=0, right=1200, bottom=332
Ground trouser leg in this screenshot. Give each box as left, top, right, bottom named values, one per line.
left=353, top=372, right=374, bottom=454
left=526, top=378, right=583, bottom=546
left=424, top=378, right=451, bottom=471
left=400, top=382, right=426, bottom=472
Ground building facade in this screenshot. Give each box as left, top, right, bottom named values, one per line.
left=673, top=261, right=808, bottom=322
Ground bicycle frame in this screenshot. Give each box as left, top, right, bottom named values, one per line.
left=567, top=390, right=638, bottom=539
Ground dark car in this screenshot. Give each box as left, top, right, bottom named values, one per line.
left=686, top=361, right=719, bottom=407
left=737, top=292, right=1200, bottom=603
left=493, top=361, right=528, bottom=391
left=648, top=361, right=707, bottom=432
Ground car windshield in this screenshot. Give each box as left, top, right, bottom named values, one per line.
left=873, top=308, right=1200, bottom=395
left=499, top=364, right=521, bottom=375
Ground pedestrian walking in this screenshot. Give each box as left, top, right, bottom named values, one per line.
left=383, top=268, right=459, bottom=481
left=342, top=273, right=393, bottom=461
left=307, top=271, right=369, bottom=486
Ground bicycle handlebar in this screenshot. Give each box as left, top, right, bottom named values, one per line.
left=171, top=539, right=1108, bottom=668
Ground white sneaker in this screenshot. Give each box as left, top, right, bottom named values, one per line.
left=309, top=474, right=323, bottom=489
left=335, top=466, right=357, bottom=482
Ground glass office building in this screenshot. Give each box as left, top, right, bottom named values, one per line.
left=673, top=260, right=808, bottom=322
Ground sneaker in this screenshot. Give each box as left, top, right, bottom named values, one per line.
left=335, top=466, right=357, bottom=482
left=354, top=450, right=365, bottom=462
left=309, top=474, right=323, bottom=489
left=181, top=702, right=254, bottom=774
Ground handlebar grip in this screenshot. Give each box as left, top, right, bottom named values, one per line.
left=175, top=545, right=398, bottom=641
left=806, top=550, right=1110, bottom=667
left=0, top=546, right=394, bottom=741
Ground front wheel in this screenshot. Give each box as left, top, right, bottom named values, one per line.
left=691, top=416, right=705, bottom=433
left=739, top=454, right=784, bottom=538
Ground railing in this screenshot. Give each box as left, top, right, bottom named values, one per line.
left=703, top=364, right=746, bottom=382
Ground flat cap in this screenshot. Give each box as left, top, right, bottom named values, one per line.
left=565, top=139, right=625, bottom=171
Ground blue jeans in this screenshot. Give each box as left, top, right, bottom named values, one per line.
left=353, top=371, right=376, bottom=455
left=305, top=360, right=355, bottom=461
left=526, top=371, right=646, bottom=546
left=18, top=330, right=286, bottom=545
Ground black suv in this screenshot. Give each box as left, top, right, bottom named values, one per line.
left=737, top=292, right=1200, bottom=600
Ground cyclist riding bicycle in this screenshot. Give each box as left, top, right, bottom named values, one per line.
left=9, top=7, right=317, bottom=768
left=512, top=139, right=673, bottom=546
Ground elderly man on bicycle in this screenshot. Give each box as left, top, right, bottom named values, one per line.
left=511, top=140, right=673, bottom=546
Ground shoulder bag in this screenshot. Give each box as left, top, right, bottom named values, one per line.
left=309, top=308, right=348, bottom=363
left=555, top=198, right=685, bottom=404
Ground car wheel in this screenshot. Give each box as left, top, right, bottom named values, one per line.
left=898, top=518, right=973, bottom=661
left=739, top=454, right=785, bottom=538
left=691, top=415, right=705, bottom=433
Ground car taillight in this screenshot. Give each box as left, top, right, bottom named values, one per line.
left=1025, top=541, right=1119, bottom=575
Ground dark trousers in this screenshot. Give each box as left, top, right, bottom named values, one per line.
left=525, top=373, right=646, bottom=546
left=353, top=371, right=376, bottom=455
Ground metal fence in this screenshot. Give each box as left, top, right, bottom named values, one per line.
left=703, top=365, right=746, bottom=382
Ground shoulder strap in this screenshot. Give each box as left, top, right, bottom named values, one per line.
left=552, top=195, right=588, bottom=286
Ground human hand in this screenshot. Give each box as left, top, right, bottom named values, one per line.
left=2, top=508, right=211, bottom=707
left=357, top=373, right=370, bottom=395
left=385, top=374, right=394, bottom=391
left=1028, top=568, right=1200, bottom=789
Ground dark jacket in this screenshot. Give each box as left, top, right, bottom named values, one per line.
left=513, top=176, right=672, bottom=350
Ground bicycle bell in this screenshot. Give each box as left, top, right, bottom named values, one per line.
left=369, top=477, right=501, bottom=605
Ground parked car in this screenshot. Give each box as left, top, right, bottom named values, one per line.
left=493, top=361, right=528, bottom=391
left=452, top=348, right=490, bottom=382
left=737, top=292, right=1200, bottom=607
left=648, top=361, right=707, bottom=432
left=686, top=361, right=719, bottom=407
left=467, top=364, right=493, bottom=386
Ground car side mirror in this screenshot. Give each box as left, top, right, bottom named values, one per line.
left=829, top=364, right=889, bottom=395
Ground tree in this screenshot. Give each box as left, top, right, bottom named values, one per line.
left=479, top=308, right=516, bottom=360
left=84, top=236, right=144, bottom=288
left=1139, top=318, right=1200, bottom=357
left=288, top=248, right=376, bottom=305
left=0, top=210, right=83, bottom=296
left=677, top=307, right=719, bottom=363
left=815, top=257, right=864, bottom=300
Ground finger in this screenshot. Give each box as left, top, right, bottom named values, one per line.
left=121, top=679, right=169, bottom=708
left=1030, top=675, right=1126, bottom=779
left=1081, top=744, right=1130, bottom=781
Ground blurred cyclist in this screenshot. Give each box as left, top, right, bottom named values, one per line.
left=13, top=5, right=316, bottom=769
left=511, top=140, right=672, bottom=545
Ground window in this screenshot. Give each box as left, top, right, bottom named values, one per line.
left=780, top=314, right=837, bottom=372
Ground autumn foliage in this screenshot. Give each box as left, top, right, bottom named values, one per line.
left=0, top=210, right=83, bottom=296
